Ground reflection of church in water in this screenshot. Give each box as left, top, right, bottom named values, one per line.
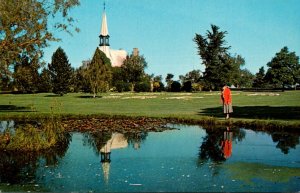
left=100, top=132, right=143, bottom=183
left=100, top=133, right=128, bottom=183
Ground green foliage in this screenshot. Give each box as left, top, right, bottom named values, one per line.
left=1, top=91, right=300, bottom=129
left=179, top=70, right=202, bottom=92
left=134, top=81, right=151, bottom=92
left=228, top=55, right=252, bottom=87
left=0, top=0, right=79, bottom=89
left=153, top=81, right=165, bottom=92
left=171, top=81, right=181, bottom=92
left=194, top=25, right=246, bottom=90
left=0, top=118, right=66, bottom=151
left=223, top=162, right=300, bottom=184
left=165, top=73, right=174, bottom=91
left=179, top=70, right=201, bottom=84
left=265, top=47, right=300, bottom=89
left=194, top=25, right=231, bottom=90
left=38, top=68, right=53, bottom=93
left=13, top=56, right=40, bottom=93
left=114, top=81, right=131, bottom=92
left=121, top=54, right=148, bottom=91
left=192, top=83, right=204, bottom=91
left=74, top=65, right=91, bottom=93
left=253, top=66, right=266, bottom=88
left=48, top=47, right=73, bottom=96
left=182, top=80, right=192, bottom=92
left=237, top=69, right=254, bottom=88
left=84, top=48, right=112, bottom=97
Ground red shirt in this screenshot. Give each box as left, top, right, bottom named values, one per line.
left=222, top=87, right=232, bottom=104
left=222, top=140, right=232, bottom=158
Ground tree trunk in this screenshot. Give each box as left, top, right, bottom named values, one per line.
left=93, top=87, right=96, bottom=98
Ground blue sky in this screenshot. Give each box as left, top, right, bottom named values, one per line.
left=43, top=0, right=300, bottom=81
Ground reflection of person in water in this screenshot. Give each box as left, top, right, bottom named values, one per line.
left=221, top=127, right=233, bottom=159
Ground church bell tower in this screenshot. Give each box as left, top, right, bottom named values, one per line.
left=99, top=3, right=110, bottom=47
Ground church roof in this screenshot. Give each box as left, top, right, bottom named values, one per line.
left=100, top=11, right=109, bottom=36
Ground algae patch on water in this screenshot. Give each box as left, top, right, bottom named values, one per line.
left=223, top=162, right=300, bottom=184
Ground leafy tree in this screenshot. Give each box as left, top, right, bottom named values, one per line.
left=134, top=81, right=151, bottom=92
left=194, top=25, right=231, bottom=90
left=238, top=69, right=254, bottom=88
left=74, top=65, right=91, bottom=93
left=182, top=81, right=192, bottom=92
left=38, top=68, right=52, bottom=93
left=84, top=48, right=112, bottom=98
left=253, top=66, right=266, bottom=88
left=171, top=81, right=181, bottom=92
left=265, top=47, right=300, bottom=89
left=153, top=75, right=163, bottom=82
left=165, top=73, right=174, bottom=91
left=48, top=47, right=73, bottom=96
left=153, top=75, right=164, bottom=92
left=228, top=55, right=247, bottom=87
left=179, top=70, right=202, bottom=92
left=0, top=0, right=79, bottom=89
left=185, top=70, right=201, bottom=83
left=13, top=56, right=39, bottom=93
left=121, top=53, right=148, bottom=92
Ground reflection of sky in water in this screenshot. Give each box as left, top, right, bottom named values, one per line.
left=0, top=120, right=15, bottom=133
left=1, top=124, right=300, bottom=192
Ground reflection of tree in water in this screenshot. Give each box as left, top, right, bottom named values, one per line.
left=83, top=131, right=149, bottom=153
left=270, top=131, right=300, bottom=154
left=82, top=131, right=112, bottom=155
left=198, top=127, right=246, bottom=164
left=82, top=130, right=148, bottom=184
left=124, top=131, right=148, bottom=150
left=0, top=133, right=71, bottom=185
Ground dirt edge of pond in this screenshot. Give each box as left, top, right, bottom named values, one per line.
left=1, top=114, right=299, bottom=132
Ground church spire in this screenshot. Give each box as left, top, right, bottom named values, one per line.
left=99, top=2, right=109, bottom=46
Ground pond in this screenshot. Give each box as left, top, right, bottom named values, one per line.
left=0, top=122, right=300, bottom=192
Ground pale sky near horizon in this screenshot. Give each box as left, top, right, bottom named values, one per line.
left=43, top=0, right=300, bottom=81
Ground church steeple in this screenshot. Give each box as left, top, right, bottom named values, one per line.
left=99, top=2, right=110, bottom=46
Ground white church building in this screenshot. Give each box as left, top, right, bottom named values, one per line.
left=98, top=6, right=127, bottom=67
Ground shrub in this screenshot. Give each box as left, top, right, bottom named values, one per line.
left=171, top=81, right=181, bottom=92
left=134, top=81, right=151, bottom=92
left=114, top=81, right=131, bottom=92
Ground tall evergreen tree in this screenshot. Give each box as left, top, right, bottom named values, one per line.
left=194, top=25, right=231, bottom=90
left=48, top=47, right=73, bottom=96
left=84, top=48, right=112, bottom=98
left=265, top=47, right=300, bottom=89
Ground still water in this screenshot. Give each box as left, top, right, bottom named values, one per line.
left=1, top=123, right=300, bottom=192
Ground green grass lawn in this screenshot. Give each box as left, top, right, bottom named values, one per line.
left=1, top=91, right=300, bottom=128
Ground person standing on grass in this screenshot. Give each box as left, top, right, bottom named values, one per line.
left=221, top=85, right=233, bottom=119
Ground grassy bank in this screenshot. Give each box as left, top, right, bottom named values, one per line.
left=1, top=91, right=300, bottom=129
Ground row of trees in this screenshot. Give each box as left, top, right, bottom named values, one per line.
left=2, top=42, right=300, bottom=96
left=193, top=25, right=300, bottom=91
left=1, top=0, right=299, bottom=94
